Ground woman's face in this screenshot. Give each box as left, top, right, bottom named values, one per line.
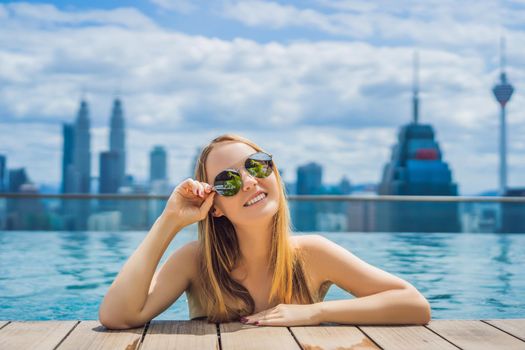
left=206, top=141, right=280, bottom=225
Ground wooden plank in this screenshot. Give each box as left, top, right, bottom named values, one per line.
left=220, top=322, right=300, bottom=350
left=484, top=319, right=525, bottom=342
left=290, top=325, right=380, bottom=349
left=427, top=320, right=525, bottom=350
left=141, top=320, right=218, bottom=350
left=359, top=324, right=459, bottom=350
left=56, top=320, right=145, bottom=350
left=0, top=320, right=78, bottom=350
left=0, top=321, right=10, bottom=330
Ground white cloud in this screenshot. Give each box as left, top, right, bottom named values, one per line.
left=223, top=1, right=374, bottom=37
left=150, top=0, right=197, bottom=14
left=0, top=2, right=524, bottom=194
left=223, top=0, right=525, bottom=52
left=2, top=3, right=157, bottom=29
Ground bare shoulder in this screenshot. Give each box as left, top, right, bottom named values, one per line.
left=291, top=234, right=334, bottom=254
left=178, top=239, right=200, bottom=255
left=290, top=234, right=336, bottom=287
left=168, top=240, right=201, bottom=283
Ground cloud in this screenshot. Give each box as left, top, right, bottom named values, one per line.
left=0, top=2, right=157, bottom=29
left=150, top=0, right=198, bottom=14
left=222, top=0, right=374, bottom=38
left=222, top=0, right=525, bottom=51
left=0, top=2, right=524, bottom=194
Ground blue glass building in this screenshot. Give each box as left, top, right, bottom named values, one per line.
left=150, top=146, right=167, bottom=182
left=377, top=53, right=460, bottom=232
left=293, top=162, right=323, bottom=232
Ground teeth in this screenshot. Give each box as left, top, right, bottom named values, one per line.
left=245, top=193, right=266, bottom=207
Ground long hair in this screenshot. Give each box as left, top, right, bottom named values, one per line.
left=194, top=134, right=314, bottom=322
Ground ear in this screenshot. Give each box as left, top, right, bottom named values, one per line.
left=212, top=206, right=224, bottom=218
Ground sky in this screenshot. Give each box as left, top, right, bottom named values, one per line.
left=0, top=0, right=524, bottom=195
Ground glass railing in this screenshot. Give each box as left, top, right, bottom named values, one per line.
left=0, top=193, right=524, bottom=233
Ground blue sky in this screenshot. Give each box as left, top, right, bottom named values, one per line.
left=0, top=0, right=524, bottom=194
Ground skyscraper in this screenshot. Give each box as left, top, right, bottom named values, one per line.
left=99, top=151, right=121, bottom=194
left=73, top=100, right=91, bottom=194
left=71, top=99, right=92, bottom=230
left=150, top=146, right=167, bottom=182
left=0, top=154, right=6, bottom=192
left=61, top=123, right=75, bottom=194
left=109, top=98, right=126, bottom=188
left=293, top=162, right=323, bottom=232
left=492, top=37, right=514, bottom=195
left=8, top=168, right=28, bottom=193
left=377, top=52, right=460, bottom=233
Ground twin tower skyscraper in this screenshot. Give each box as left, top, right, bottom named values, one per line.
left=62, top=98, right=126, bottom=196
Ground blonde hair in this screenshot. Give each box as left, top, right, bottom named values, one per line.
left=194, top=134, right=314, bottom=322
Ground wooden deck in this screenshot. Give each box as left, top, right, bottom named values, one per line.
left=1, top=319, right=524, bottom=349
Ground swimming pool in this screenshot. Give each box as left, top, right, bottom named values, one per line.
left=1, top=229, right=524, bottom=321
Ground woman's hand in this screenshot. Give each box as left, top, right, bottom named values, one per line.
left=241, top=304, right=322, bottom=327
left=161, top=178, right=216, bottom=229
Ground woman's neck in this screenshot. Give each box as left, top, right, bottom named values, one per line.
left=233, top=219, right=273, bottom=271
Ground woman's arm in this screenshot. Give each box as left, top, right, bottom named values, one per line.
left=98, top=214, right=191, bottom=329
left=306, top=234, right=431, bottom=325
left=244, top=234, right=430, bottom=326
left=98, top=178, right=215, bottom=329
left=314, top=287, right=430, bottom=325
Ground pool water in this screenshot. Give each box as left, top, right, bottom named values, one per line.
left=1, top=230, right=524, bottom=321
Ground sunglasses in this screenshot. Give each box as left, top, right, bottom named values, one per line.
left=212, top=151, right=273, bottom=196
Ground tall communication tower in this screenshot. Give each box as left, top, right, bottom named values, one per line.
left=492, top=37, right=514, bottom=195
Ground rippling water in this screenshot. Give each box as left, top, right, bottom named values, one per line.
left=1, top=229, right=524, bottom=321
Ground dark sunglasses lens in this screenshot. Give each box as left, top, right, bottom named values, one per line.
left=214, top=170, right=242, bottom=196
left=245, top=153, right=273, bottom=178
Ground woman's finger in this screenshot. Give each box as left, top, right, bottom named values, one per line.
left=203, top=182, right=212, bottom=193
left=188, top=179, right=200, bottom=196
left=196, top=182, right=206, bottom=197
left=199, top=191, right=216, bottom=218
left=246, top=310, right=278, bottom=323
left=257, top=317, right=285, bottom=326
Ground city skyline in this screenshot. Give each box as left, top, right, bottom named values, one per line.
left=1, top=1, right=524, bottom=195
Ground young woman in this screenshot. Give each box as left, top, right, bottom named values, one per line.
left=98, top=134, right=431, bottom=329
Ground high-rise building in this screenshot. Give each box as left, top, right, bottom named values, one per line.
left=8, top=168, right=28, bottom=193
left=293, top=162, right=323, bottom=232
left=61, top=123, right=75, bottom=193
left=73, top=100, right=91, bottom=193
left=0, top=154, right=6, bottom=192
left=150, top=146, right=167, bottom=182
left=296, top=163, right=323, bottom=195
left=377, top=52, right=460, bottom=233
left=71, top=99, right=92, bottom=230
left=99, top=151, right=121, bottom=194
left=109, top=98, right=126, bottom=188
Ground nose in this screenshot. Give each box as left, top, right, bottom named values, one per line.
left=241, top=169, right=258, bottom=191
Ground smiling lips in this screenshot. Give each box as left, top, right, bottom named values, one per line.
left=244, top=192, right=267, bottom=207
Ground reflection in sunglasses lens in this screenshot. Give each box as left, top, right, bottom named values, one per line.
left=214, top=170, right=242, bottom=196
left=246, top=158, right=272, bottom=178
